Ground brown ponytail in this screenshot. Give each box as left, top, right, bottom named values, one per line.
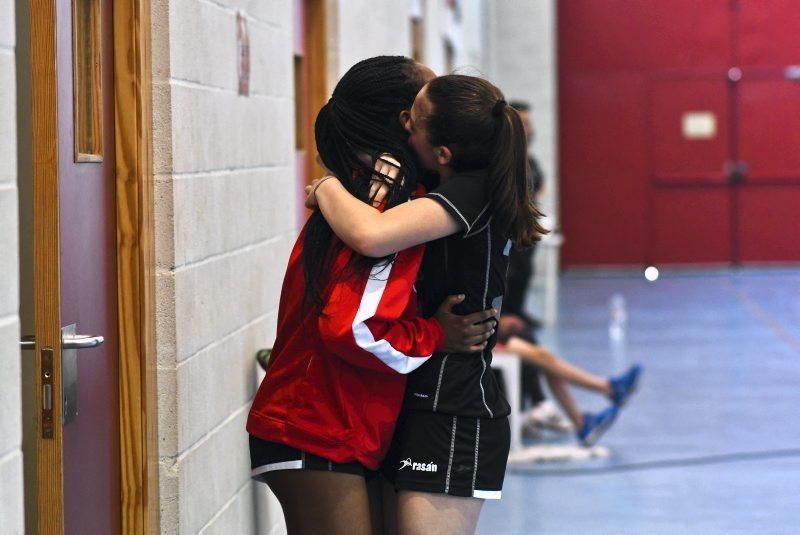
left=490, top=102, right=548, bottom=246
left=424, top=75, right=547, bottom=246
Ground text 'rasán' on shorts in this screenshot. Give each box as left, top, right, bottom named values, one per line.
left=381, top=410, right=510, bottom=500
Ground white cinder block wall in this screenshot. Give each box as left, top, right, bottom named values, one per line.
left=0, top=0, right=24, bottom=532
left=332, top=0, right=411, bottom=76
left=148, top=0, right=532, bottom=532
left=484, top=0, right=558, bottom=227
left=151, top=0, right=295, bottom=533
left=452, top=0, right=486, bottom=75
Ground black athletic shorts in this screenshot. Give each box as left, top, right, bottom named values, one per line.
left=381, top=410, right=510, bottom=500
left=249, top=435, right=369, bottom=482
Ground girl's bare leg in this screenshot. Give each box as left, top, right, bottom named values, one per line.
left=264, top=470, right=372, bottom=535
left=396, top=491, right=484, bottom=535
left=544, top=373, right=583, bottom=429
left=504, top=336, right=611, bottom=396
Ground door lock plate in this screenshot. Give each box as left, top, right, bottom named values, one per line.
left=42, top=347, right=54, bottom=439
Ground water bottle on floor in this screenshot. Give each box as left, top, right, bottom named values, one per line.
left=608, top=293, right=627, bottom=342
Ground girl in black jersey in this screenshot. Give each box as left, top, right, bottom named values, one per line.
left=307, top=75, right=546, bottom=534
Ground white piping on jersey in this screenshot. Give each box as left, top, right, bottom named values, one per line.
left=478, top=222, right=494, bottom=417
left=465, top=214, right=493, bottom=238
left=352, top=262, right=432, bottom=374
left=472, top=202, right=491, bottom=233
left=478, top=352, right=492, bottom=417
left=463, top=204, right=491, bottom=237
left=482, top=224, right=491, bottom=306
left=445, top=416, right=458, bottom=493
left=428, top=193, right=471, bottom=231
left=471, top=417, right=481, bottom=492
left=433, top=354, right=449, bottom=412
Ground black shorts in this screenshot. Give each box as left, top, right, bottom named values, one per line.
left=381, top=411, right=509, bottom=500
left=249, top=435, right=368, bottom=481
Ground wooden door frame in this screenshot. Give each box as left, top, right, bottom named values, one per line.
left=305, top=0, right=330, bottom=184
left=29, top=0, right=156, bottom=533
left=113, top=1, right=158, bottom=533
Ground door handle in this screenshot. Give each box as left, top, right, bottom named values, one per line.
left=22, top=325, right=104, bottom=435
left=19, top=334, right=104, bottom=351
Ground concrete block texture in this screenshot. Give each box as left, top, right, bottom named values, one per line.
left=253, top=482, right=287, bottom=535
left=198, top=480, right=259, bottom=535
left=169, top=0, right=293, bottom=98
left=0, top=450, right=24, bottom=535
left=176, top=312, right=276, bottom=452
left=157, top=366, right=178, bottom=457
left=0, top=53, right=17, bottom=186
left=0, top=0, right=14, bottom=48
left=485, top=0, right=558, bottom=223
left=336, top=0, right=411, bottom=75
left=0, top=188, right=20, bottom=317
left=150, top=0, right=171, bottom=82
left=152, top=80, right=175, bottom=177
left=155, top=270, right=177, bottom=367
left=176, top=406, right=252, bottom=534
left=158, top=453, right=180, bottom=533
left=173, top=231, right=293, bottom=362
left=153, top=175, right=176, bottom=270
left=169, top=0, right=238, bottom=91
left=169, top=82, right=293, bottom=174
left=248, top=18, right=293, bottom=99
left=172, top=167, right=296, bottom=267
left=0, top=319, right=22, bottom=457
left=208, top=0, right=291, bottom=30
left=0, top=5, right=22, bottom=530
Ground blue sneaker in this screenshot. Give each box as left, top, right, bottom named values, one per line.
left=577, top=406, right=619, bottom=447
left=610, top=364, right=642, bottom=407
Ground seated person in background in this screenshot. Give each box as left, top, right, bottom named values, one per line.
left=498, top=100, right=569, bottom=435
left=497, top=317, right=643, bottom=447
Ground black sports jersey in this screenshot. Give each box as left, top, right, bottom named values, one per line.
left=406, top=170, right=512, bottom=418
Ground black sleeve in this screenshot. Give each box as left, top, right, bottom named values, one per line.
left=425, top=172, right=490, bottom=234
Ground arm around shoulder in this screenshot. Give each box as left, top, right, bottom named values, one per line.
left=314, top=179, right=462, bottom=257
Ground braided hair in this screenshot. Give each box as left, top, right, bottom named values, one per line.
left=303, top=56, right=430, bottom=313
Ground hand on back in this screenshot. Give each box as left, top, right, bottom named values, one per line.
left=435, top=295, right=497, bottom=353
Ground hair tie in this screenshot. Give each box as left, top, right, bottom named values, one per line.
left=492, top=99, right=507, bottom=117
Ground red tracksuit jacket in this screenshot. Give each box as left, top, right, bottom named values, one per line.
left=247, top=197, right=443, bottom=470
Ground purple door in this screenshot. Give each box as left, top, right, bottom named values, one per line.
left=54, top=0, right=121, bottom=532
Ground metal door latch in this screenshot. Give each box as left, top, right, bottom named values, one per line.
left=20, top=325, right=104, bottom=437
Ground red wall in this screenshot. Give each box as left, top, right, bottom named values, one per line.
left=558, top=0, right=800, bottom=266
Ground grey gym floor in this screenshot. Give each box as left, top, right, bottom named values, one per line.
left=478, top=268, right=800, bottom=534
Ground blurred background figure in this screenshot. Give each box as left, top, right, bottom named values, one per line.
left=495, top=100, right=575, bottom=437
left=498, top=319, right=642, bottom=446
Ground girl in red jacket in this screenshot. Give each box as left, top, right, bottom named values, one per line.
left=246, top=57, right=494, bottom=534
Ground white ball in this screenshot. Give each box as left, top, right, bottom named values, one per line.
left=644, top=266, right=659, bottom=282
